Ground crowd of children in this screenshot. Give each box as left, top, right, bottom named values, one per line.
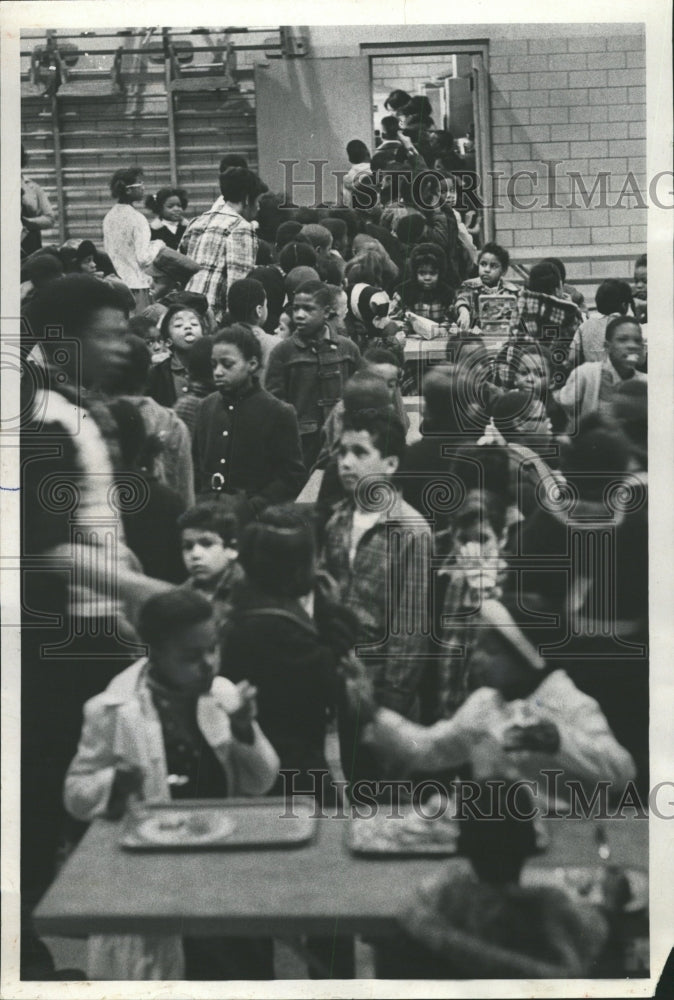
left=19, top=89, right=649, bottom=982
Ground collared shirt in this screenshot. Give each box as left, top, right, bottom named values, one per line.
left=320, top=494, right=431, bottom=718
left=180, top=198, right=258, bottom=320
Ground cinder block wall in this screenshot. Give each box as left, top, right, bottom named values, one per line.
left=488, top=32, right=646, bottom=278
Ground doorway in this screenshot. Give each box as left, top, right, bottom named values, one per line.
left=364, top=42, right=493, bottom=243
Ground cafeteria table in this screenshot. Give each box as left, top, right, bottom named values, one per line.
left=35, top=805, right=648, bottom=951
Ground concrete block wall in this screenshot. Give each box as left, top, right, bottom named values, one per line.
left=488, top=31, right=646, bottom=270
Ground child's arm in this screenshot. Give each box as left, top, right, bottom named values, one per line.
left=205, top=678, right=280, bottom=795
left=64, top=699, right=135, bottom=822
left=453, top=283, right=474, bottom=330
left=265, top=342, right=288, bottom=401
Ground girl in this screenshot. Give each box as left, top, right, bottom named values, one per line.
left=390, top=242, right=456, bottom=332
left=146, top=187, right=189, bottom=251
left=567, top=278, right=635, bottom=369
left=102, top=166, right=166, bottom=313
left=147, top=304, right=205, bottom=407
left=455, top=242, right=518, bottom=331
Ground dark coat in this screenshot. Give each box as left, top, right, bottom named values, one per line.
left=191, top=382, right=307, bottom=514
left=222, top=581, right=339, bottom=800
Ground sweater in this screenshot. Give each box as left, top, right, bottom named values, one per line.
left=191, top=383, right=307, bottom=512
left=102, top=203, right=163, bottom=289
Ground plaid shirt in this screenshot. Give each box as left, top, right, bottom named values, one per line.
left=180, top=198, right=258, bottom=322
left=320, top=493, right=432, bottom=718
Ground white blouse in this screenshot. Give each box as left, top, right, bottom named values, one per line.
left=102, top=203, right=164, bottom=289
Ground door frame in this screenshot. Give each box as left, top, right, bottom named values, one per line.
left=361, top=40, right=494, bottom=242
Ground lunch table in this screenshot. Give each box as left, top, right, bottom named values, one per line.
left=35, top=806, right=647, bottom=942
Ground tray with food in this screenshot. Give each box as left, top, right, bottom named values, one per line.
left=347, top=805, right=459, bottom=857
left=120, top=797, right=317, bottom=851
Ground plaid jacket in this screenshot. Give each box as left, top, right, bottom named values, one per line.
left=516, top=288, right=583, bottom=345
left=320, top=493, right=432, bottom=718
left=180, top=198, right=258, bottom=322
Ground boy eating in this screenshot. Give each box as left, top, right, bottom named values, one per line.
left=64, top=588, right=279, bottom=979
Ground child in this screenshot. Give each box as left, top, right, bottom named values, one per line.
left=455, top=242, right=518, bottom=331
left=64, top=588, right=279, bottom=980
left=224, top=503, right=360, bottom=802
left=346, top=282, right=405, bottom=364
left=439, top=173, right=478, bottom=279
left=515, top=261, right=584, bottom=360
left=321, top=407, right=431, bottom=723
left=146, top=187, right=189, bottom=251
left=128, top=313, right=170, bottom=365
left=632, top=253, right=647, bottom=323
left=147, top=303, right=205, bottom=406
left=178, top=502, right=244, bottom=628
left=116, top=334, right=195, bottom=507
left=390, top=242, right=456, bottom=333
left=278, top=240, right=318, bottom=276
left=348, top=594, right=635, bottom=794
left=326, top=283, right=348, bottom=338
left=74, top=239, right=104, bottom=277
left=383, top=783, right=628, bottom=979
left=266, top=279, right=361, bottom=469
left=300, top=224, right=334, bottom=263
left=314, top=351, right=409, bottom=473
left=541, top=256, right=586, bottom=312
left=226, top=277, right=278, bottom=385
left=108, top=397, right=187, bottom=584
left=247, top=264, right=286, bottom=334
left=556, top=315, right=646, bottom=427
left=566, top=279, right=635, bottom=369
left=192, top=324, right=306, bottom=522
left=322, top=217, right=351, bottom=261
left=172, top=336, right=214, bottom=434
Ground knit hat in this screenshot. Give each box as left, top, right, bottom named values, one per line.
left=348, top=283, right=391, bottom=329
left=75, top=239, right=98, bottom=262
left=275, top=220, right=303, bottom=249
left=284, top=266, right=320, bottom=295
left=279, top=241, right=318, bottom=275
left=410, top=241, right=445, bottom=271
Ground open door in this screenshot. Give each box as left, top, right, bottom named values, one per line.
left=472, top=53, right=494, bottom=242
left=255, top=57, right=372, bottom=205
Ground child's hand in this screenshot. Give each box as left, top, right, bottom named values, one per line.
left=456, top=307, right=471, bottom=331
left=229, top=681, right=258, bottom=743
left=107, top=766, right=144, bottom=819
left=502, top=721, right=560, bottom=754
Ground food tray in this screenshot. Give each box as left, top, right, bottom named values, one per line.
left=347, top=807, right=459, bottom=858
left=120, top=797, right=317, bottom=851
left=522, top=865, right=648, bottom=914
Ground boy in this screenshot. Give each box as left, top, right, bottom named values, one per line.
left=266, top=280, right=361, bottom=468
left=455, top=242, right=518, bottom=331
left=64, top=588, right=279, bottom=979
left=321, top=408, right=431, bottom=725
left=555, top=315, right=646, bottom=427
left=178, top=503, right=244, bottom=628
left=225, top=277, right=278, bottom=386
left=192, top=324, right=306, bottom=523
